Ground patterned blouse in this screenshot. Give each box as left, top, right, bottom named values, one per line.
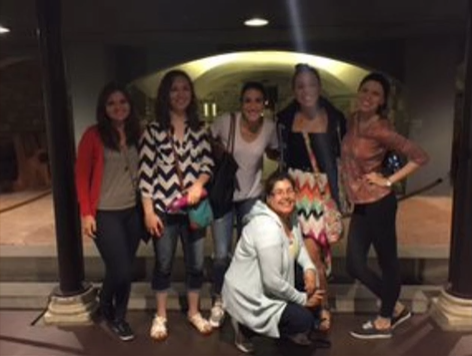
left=139, top=121, right=214, bottom=213
left=341, top=115, right=429, bottom=204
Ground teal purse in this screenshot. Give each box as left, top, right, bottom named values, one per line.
left=188, top=198, right=214, bottom=230
left=168, top=129, right=213, bottom=231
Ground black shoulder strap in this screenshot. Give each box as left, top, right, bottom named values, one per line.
left=227, top=113, right=236, bottom=154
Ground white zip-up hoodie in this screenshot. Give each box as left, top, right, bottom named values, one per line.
left=222, top=200, right=317, bottom=337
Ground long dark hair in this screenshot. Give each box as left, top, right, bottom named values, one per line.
left=358, top=72, right=391, bottom=115
left=96, top=82, right=141, bottom=150
left=155, top=69, right=201, bottom=131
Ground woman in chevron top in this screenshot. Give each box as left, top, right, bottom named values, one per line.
left=139, top=70, right=214, bottom=340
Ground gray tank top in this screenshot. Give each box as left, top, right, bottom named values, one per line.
left=98, top=145, right=138, bottom=210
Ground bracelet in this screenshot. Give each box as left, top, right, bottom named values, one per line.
left=385, top=178, right=393, bottom=187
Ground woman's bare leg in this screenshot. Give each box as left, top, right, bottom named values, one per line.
left=304, top=238, right=331, bottom=331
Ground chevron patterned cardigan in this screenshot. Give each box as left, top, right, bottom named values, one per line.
left=139, top=122, right=214, bottom=213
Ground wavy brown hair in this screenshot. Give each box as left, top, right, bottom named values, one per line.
left=154, top=70, right=202, bottom=131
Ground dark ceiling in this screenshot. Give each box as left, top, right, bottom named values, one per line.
left=0, top=0, right=468, bottom=110
left=0, top=0, right=468, bottom=45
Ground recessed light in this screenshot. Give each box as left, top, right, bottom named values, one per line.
left=244, top=17, right=269, bottom=27
left=0, top=25, right=10, bottom=34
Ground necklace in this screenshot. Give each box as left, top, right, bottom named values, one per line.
left=121, top=145, right=130, bottom=172
left=242, top=115, right=263, bottom=134
left=288, top=231, right=294, bottom=245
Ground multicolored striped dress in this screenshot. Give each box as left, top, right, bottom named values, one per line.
left=286, top=131, right=342, bottom=273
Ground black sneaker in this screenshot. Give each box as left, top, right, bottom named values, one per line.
left=308, top=332, right=332, bottom=349
left=350, top=320, right=392, bottom=340
left=108, top=320, right=135, bottom=342
left=286, top=332, right=312, bottom=346
left=391, top=308, right=412, bottom=330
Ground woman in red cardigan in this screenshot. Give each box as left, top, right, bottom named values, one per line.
left=75, top=82, right=142, bottom=342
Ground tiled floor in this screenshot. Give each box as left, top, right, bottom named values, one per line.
left=0, top=310, right=471, bottom=356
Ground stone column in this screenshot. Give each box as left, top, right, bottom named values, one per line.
left=431, top=1, right=472, bottom=331
left=36, top=0, right=97, bottom=325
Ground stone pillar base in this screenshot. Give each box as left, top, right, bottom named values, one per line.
left=43, top=283, right=98, bottom=326
left=430, top=288, right=472, bottom=331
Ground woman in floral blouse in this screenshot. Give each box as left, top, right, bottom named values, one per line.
left=341, top=72, right=429, bottom=340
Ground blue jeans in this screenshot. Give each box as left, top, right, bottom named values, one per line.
left=211, top=197, right=258, bottom=296
left=151, top=214, right=205, bottom=291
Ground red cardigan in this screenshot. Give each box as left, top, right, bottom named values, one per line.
left=75, top=125, right=104, bottom=218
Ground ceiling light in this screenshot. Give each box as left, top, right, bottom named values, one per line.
left=244, top=17, right=269, bottom=27
left=0, top=25, right=10, bottom=34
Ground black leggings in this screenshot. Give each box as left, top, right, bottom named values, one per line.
left=94, top=207, right=141, bottom=321
left=346, top=192, right=400, bottom=318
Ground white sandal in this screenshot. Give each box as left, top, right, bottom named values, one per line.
left=150, top=315, right=168, bottom=341
left=188, top=312, right=212, bottom=335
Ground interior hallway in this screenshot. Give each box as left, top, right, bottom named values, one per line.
left=0, top=189, right=453, bottom=255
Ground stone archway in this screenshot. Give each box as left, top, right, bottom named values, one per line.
left=129, top=50, right=372, bottom=121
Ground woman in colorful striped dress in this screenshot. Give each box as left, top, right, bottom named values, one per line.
left=277, top=64, right=346, bottom=331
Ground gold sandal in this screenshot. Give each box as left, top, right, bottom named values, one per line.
left=188, top=312, right=212, bottom=335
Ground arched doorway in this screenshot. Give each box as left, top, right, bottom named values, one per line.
left=127, top=50, right=407, bottom=181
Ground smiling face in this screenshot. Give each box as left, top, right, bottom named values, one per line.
left=266, top=178, right=296, bottom=218
left=241, top=88, right=265, bottom=123
left=105, top=91, right=130, bottom=123
left=356, top=80, right=385, bottom=116
left=169, top=75, right=192, bottom=114
left=293, top=71, right=321, bottom=109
